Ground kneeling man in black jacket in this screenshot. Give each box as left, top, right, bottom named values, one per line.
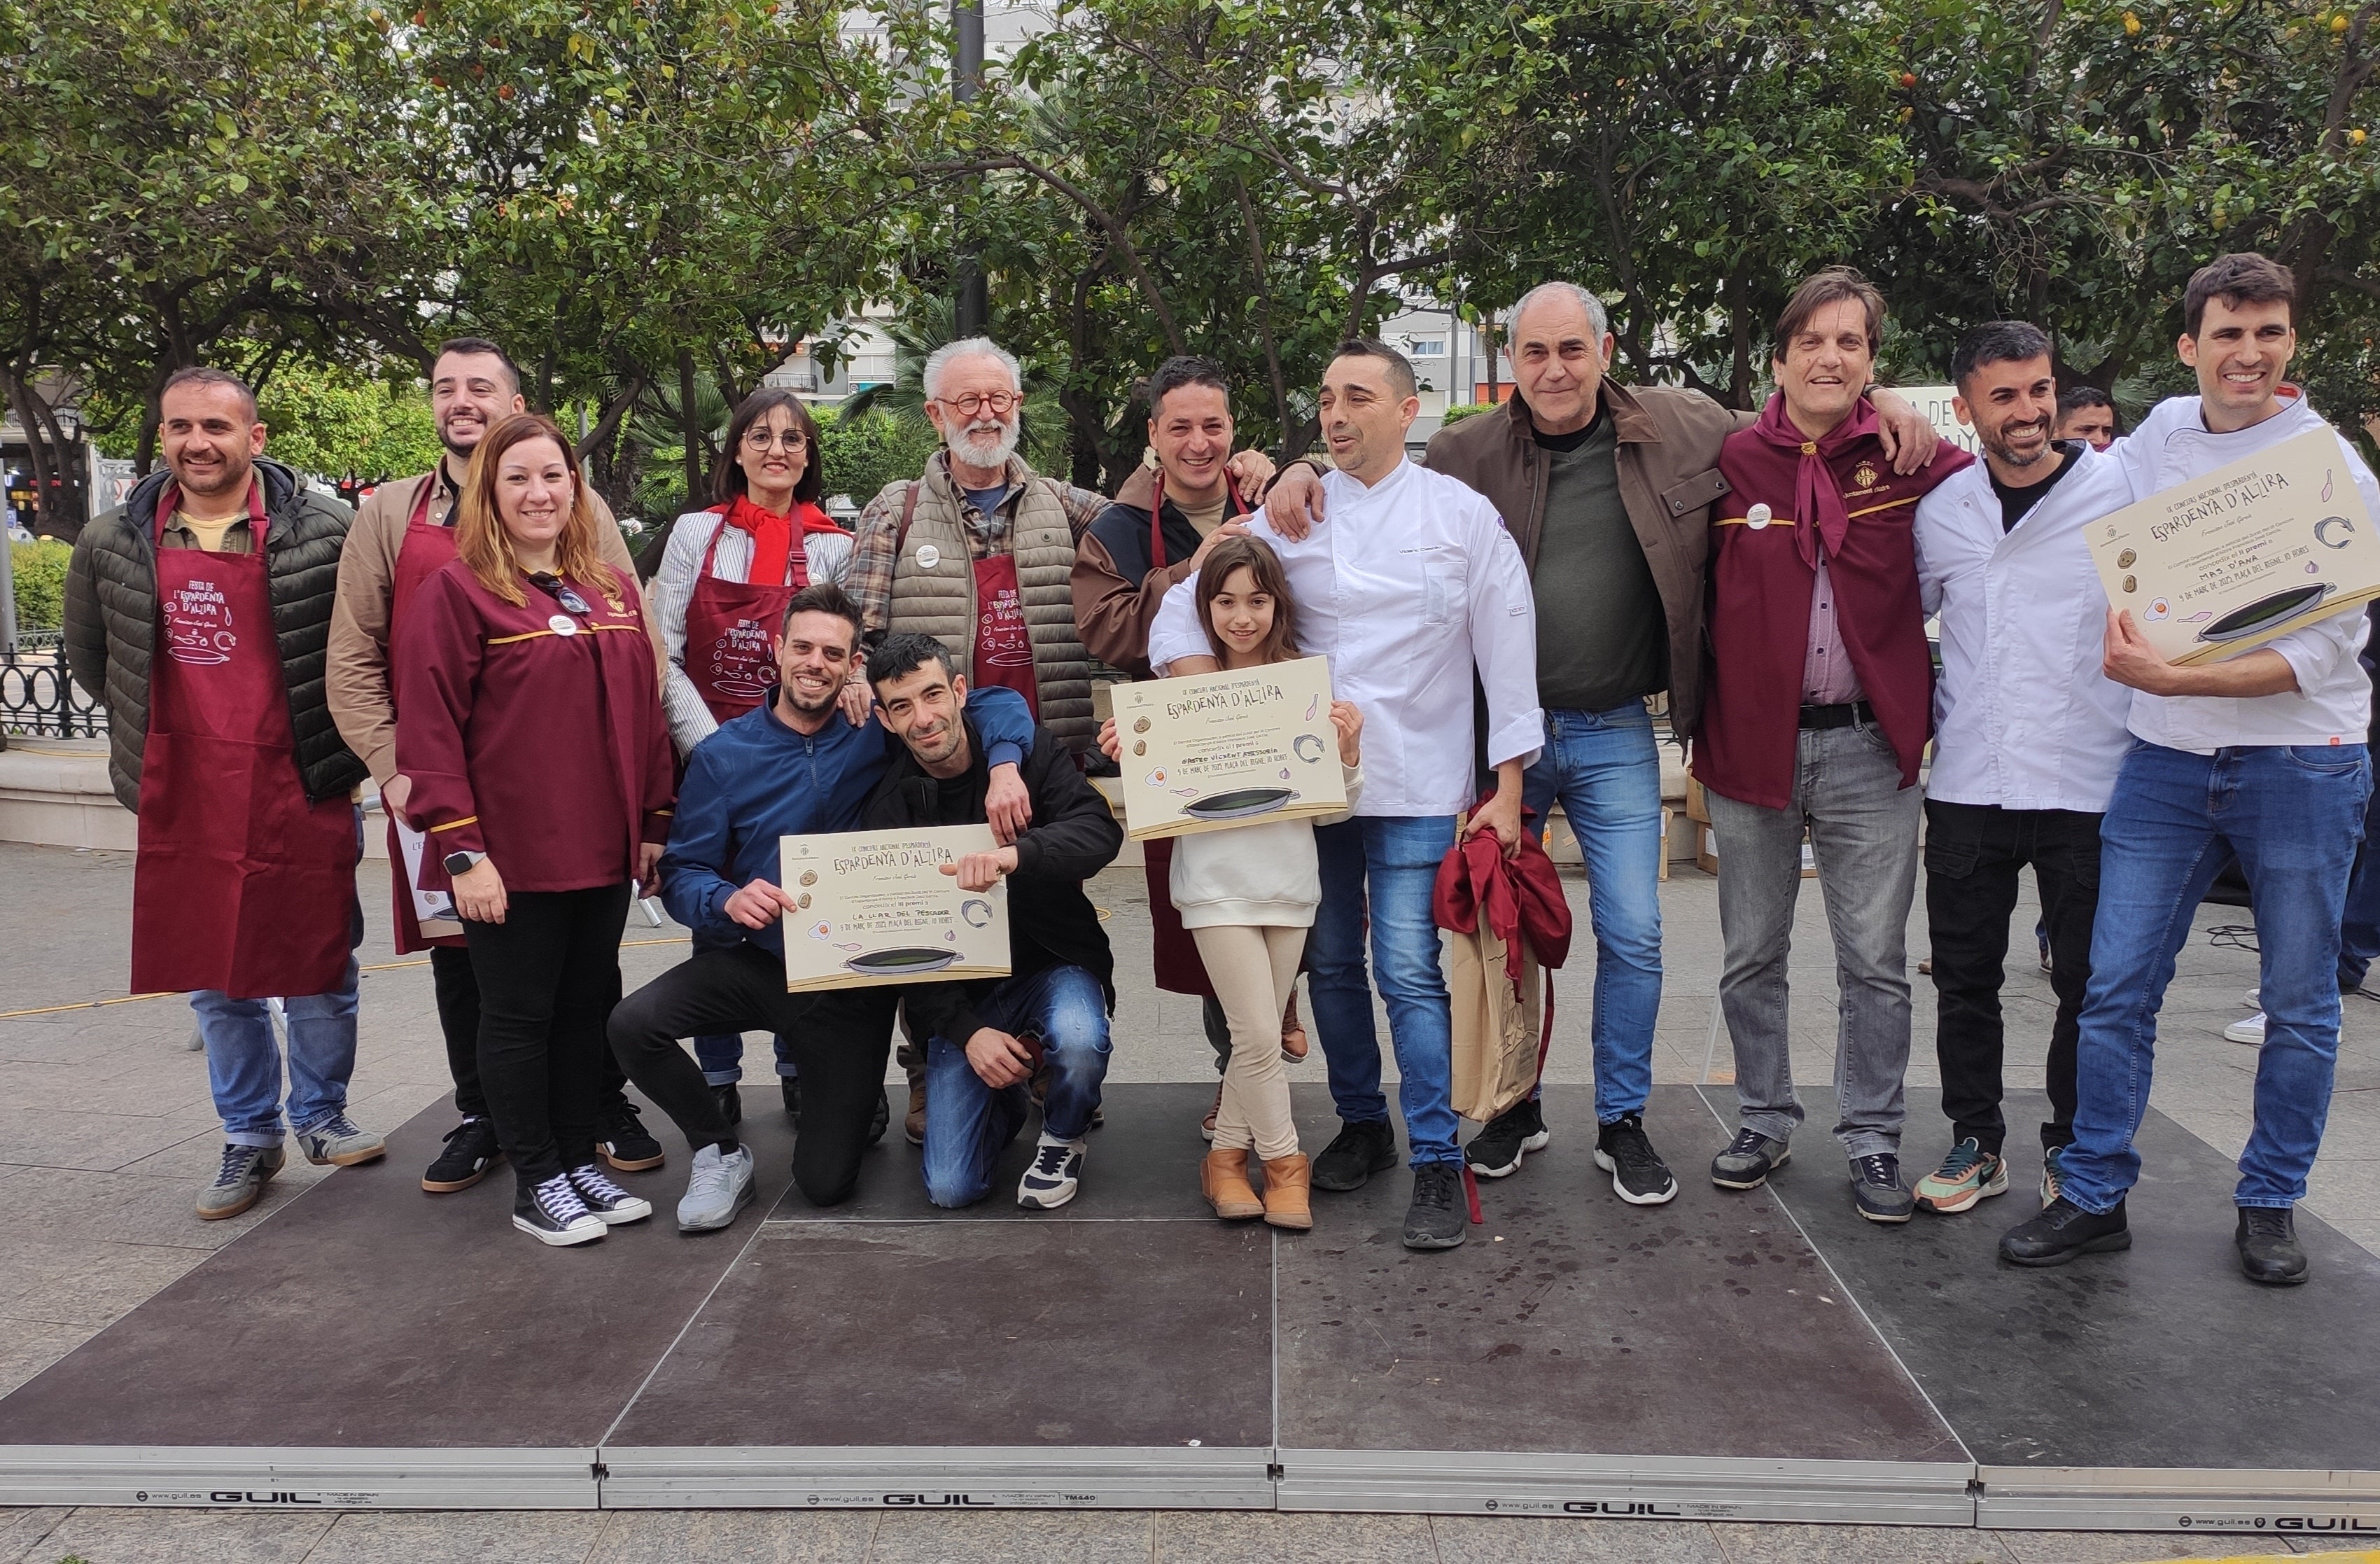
left=811, top=632, right=1124, bottom=1210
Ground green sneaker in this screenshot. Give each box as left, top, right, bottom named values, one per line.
left=2040, top=1145, right=2066, bottom=1208
left=1912, top=1138, right=2007, bottom=1214
left=197, top=1143, right=286, bottom=1220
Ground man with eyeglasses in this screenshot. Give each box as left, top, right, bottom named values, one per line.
left=846, top=337, right=1275, bottom=757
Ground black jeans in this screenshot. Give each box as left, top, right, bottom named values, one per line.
left=1923, top=801, right=2099, bottom=1155
left=608, top=944, right=896, bottom=1206
left=461, top=883, right=630, bottom=1187
left=435, top=940, right=630, bottom=1124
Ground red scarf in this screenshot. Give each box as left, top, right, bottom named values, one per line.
left=1748, top=393, right=1876, bottom=569
left=718, top=494, right=840, bottom=586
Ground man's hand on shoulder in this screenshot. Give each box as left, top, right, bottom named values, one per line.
left=1262, top=459, right=1326, bottom=540
left=1870, top=389, right=1942, bottom=475
left=985, top=762, right=1032, bottom=844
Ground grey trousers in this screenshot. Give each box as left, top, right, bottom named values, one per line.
left=1704, top=722, right=1923, bottom=1159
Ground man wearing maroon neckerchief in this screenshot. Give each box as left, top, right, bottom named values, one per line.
left=1695, top=267, right=1972, bottom=1224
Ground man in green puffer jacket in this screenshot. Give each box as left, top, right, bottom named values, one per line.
left=64, top=366, right=383, bottom=1223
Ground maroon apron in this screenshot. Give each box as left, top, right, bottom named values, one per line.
left=1141, top=473, right=1250, bottom=999
left=969, top=552, right=1038, bottom=716
left=386, top=477, right=463, bottom=954
left=684, top=508, right=806, bottom=723
left=131, top=484, right=358, bottom=999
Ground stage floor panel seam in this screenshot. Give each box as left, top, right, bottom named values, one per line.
left=1686, top=1083, right=1978, bottom=1469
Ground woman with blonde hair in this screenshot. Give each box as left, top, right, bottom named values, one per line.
left=395, top=412, right=676, bottom=1247
left=1101, top=533, right=1362, bottom=1229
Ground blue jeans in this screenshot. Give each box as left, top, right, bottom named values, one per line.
left=1309, top=814, right=1460, bottom=1166
left=920, top=964, right=1111, bottom=1208
left=2062, top=741, right=2371, bottom=1214
left=2337, top=774, right=2380, bottom=989
left=692, top=1032, right=797, bottom=1086
left=1522, top=703, right=1662, bottom=1123
left=193, top=954, right=363, bottom=1147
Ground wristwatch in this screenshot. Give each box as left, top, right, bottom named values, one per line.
left=442, top=850, right=486, bottom=877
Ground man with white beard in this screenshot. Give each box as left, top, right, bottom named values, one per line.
left=846, top=339, right=1112, bottom=755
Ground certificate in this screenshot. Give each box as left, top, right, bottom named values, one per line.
left=1112, top=655, right=1345, bottom=841
left=778, top=825, right=1010, bottom=992
left=2085, top=428, right=2380, bottom=665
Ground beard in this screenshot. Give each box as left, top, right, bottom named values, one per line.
left=950, top=417, right=1019, bottom=470
left=1983, top=419, right=2053, bottom=468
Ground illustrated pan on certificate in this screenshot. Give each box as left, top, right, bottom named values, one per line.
left=780, top=825, right=1010, bottom=992
left=2085, top=426, right=2380, bottom=666
left=1112, top=655, right=1345, bottom=841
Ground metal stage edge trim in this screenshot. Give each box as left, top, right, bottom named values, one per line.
left=6, top=1444, right=2380, bottom=1532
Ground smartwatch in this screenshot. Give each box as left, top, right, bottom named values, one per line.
left=442, top=850, right=485, bottom=877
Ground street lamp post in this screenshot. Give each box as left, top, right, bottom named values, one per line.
left=953, top=0, right=988, bottom=339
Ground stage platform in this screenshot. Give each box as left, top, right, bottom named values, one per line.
left=1, top=1082, right=2375, bottom=1539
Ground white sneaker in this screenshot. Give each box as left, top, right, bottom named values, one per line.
left=677, top=1143, right=755, bottom=1232
left=2225, top=1011, right=2267, bottom=1047
left=1018, top=1131, right=1086, bottom=1209
left=2241, top=988, right=2262, bottom=1010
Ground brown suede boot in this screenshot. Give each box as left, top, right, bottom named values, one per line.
left=1202, top=1147, right=1264, bottom=1220
left=1261, top=1152, right=1313, bottom=1230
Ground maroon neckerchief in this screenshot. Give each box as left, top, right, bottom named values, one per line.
left=1743, top=395, right=1883, bottom=568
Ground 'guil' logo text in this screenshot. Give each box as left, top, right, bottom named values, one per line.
left=1562, top=1500, right=1682, bottom=1516
left=2275, top=1517, right=2380, bottom=1532
left=209, top=1491, right=321, bottom=1505
left=881, top=1493, right=995, bottom=1507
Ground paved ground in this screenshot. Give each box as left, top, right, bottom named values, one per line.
left=1, top=829, right=2375, bottom=1564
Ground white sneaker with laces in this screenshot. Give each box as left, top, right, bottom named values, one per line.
left=1018, top=1131, right=1086, bottom=1209
left=2241, top=988, right=2262, bottom=1009
left=677, top=1144, right=755, bottom=1232
left=2225, top=1011, right=2267, bottom=1047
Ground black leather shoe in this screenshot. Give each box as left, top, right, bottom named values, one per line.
left=781, top=1075, right=802, bottom=1123
left=711, top=1082, right=743, bottom=1128
left=2236, top=1206, right=2309, bottom=1286
left=1999, top=1196, right=2130, bottom=1266
left=1311, top=1119, right=1399, bottom=1192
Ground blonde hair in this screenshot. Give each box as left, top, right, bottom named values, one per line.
left=454, top=412, right=620, bottom=607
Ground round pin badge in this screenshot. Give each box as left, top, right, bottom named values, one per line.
left=549, top=614, right=580, bottom=636
left=914, top=543, right=941, bottom=570
left=1747, top=503, right=1772, bottom=531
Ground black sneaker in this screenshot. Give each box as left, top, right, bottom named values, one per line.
left=2236, top=1206, right=2309, bottom=1286
left=1464, top=1098, right=1548, bottom=1178
left=2000, top=1196, right=2131, bottom=1266
left=867, top=1086, right=890, bottom=1147
left=597, top=1100, right=665, bottom=1172
left=421, top=1115, right=502, bottom=1194
left=1401, top=1164, right=1467, bottom=1250
left=1594, top=1114, right=1678, bottom=1205
left=781, top=1075, right=801, bottom=1123
left=1851, top=1152, right=1915, bottom=1224
left=712, top=1082, right=743, bottom=1127
left=1710, top=1126, right=1789, bottom=1189
left=513, top=1173, right=606, bottom=1247
left=566, top=1163, right=654, bottom=1225
left=1311, top=1119, right=1399, bottom=1192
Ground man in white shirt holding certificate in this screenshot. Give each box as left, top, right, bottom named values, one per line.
left=1910, top=321, right=2136, bottom=1218
left=2000, top=253, right=2380, bottom=1285
left=1147, top=340, right=1542, bottom=1251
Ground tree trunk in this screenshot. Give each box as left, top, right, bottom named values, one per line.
left=1483, top=312, right=1500, bottom=404
left=1, top=365, right=64, bottom=538
left=678, top=349, right=704, bottom=508
left=1232, top=178, right=1294, bottom=451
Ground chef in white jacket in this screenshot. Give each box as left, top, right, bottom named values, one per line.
left=1908, top=321, right=2137, bottom=1220
left=2001, top=253, right=2380, bottom=1287
left=1147, top=337, right=1541, bottom=1253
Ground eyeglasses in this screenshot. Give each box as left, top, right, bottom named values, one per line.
left=936, top=390, right=1021, bottom=417
left=743, top=428, right=809, bottom=452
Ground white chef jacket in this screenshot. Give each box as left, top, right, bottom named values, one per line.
left=1146, top=459, right=1542, bottom=818
left=2112, top=392, right=2376, bottom=753
left=1915, top=446, right=2136, bottom=813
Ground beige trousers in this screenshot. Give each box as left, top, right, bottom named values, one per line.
left=1190, top=923, right=1306, bottom=1161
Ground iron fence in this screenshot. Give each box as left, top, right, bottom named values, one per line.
left=1, top=631, right=107, bottom=738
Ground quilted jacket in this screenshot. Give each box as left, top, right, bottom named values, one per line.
left=64, top=457, right=367, bottom=811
